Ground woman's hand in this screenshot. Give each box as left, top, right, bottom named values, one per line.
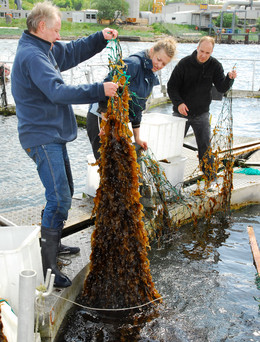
left=98, top=112, right=107, bottom=137
left=135, top=138, right=148, bottom=151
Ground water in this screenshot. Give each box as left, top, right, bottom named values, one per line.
left=1, top=40, right=259, bottom=212
left=148, top=209, right=260, bottom=341
left=1, top=40, right=260, bottom=341
left=0, top=115, right=93, bottom=212
left=57, top=208, right=260, bottom=341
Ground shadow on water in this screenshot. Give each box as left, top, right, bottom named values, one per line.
left=56, top=206, right=260, bottom=342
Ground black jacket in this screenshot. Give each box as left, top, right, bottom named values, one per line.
left=167, top=50, right=234, bottom=117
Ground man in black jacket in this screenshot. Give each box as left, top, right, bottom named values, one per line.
left=167, top=36, right=237, bottom=183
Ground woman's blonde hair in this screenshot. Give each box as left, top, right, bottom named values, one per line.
left=153, top=37, right=177, bottom=59
left=27, top=1, right=61, bottom=32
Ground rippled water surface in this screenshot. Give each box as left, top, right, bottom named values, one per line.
left=57, top=206, right=260, bottom=341
left=0, top=115, right=93, bottom=212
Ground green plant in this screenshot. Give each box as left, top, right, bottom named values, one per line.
left=152, top=22, right=169, bottom=35
left=92, top=0, right=129, bottom=22
left=53, top=0, right=73, bottom=10
left=140, top=0, right=153, bottom=11
left=215, top=12, right=238, bottom=28
left=257, top=17, right=260, bottom=31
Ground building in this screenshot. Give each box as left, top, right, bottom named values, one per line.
left=71, top=10, right=98, bottom=23
left=141, top=1, right=260, bottom=28
left=0, top=0, right=9, bottom=8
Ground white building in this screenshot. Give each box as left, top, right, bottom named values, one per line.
left=71, top=9, right=98, bottom=23
left=125, top=0, right=140, bottom=19
left=0, top=0, right=9, bottom=8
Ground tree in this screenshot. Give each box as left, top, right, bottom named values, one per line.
left=257, top=17, right=260, bottom=31
left=93, top=0, right=129, bottom=22
left=140, top=0, right=153, bottom=11
left=72, top=0, right=83, bottom=11
left=53, top=0, right=73, bottom=9
left=215, top=13, right=238, bottom=28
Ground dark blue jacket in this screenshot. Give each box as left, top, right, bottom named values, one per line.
left=11, top=30, right=108, bottom=149
left=90, top=50, right=159, bottom=128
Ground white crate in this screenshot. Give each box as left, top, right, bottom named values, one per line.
left=1, top=302, right=17, bottom=342
left=140, top=113, right=187, bottom=160
left=1, top=302, right=41, bottom=342
left=159, top=155, right=187, bottom=189
left=0, top=226, right=43, bottom=315
left=86, top=154, right=100, bottom=197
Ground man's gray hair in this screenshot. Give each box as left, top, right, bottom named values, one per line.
left=26, top=1, right=61, bottom=32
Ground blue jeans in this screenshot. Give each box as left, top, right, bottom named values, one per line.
left=25, top=143, right=74, bottom=229
left=174, top=111, right=215, bottom=180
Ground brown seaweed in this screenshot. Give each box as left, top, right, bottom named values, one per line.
left=81, top=54, right=161, bottom=310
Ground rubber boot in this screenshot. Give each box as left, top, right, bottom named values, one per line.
left=57, top=228, right=80, bottom=256
left=41, top=209, right=80, bottom=256
left=58, top=243, right=80, bottom=255
left=41, top=227, right=72, bottom=288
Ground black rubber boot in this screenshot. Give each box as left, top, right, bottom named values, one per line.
left=57, top=228, right=80, bottom=256
left=41, top=209, right=80, bottom=256
left=41, top=227, right=72, bottom=288
left=58, top=243, right=80, bottom=255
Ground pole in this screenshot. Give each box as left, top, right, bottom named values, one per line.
left=17, top=270, right=37, bottom=342
left=247, top=225, right=260, bottom=276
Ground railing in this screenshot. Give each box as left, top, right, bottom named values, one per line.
left=217, top=57, right=260, bottom=92
left=81, top=58, right=260, bottom=94
left=1, top=57, right=260, bottom=109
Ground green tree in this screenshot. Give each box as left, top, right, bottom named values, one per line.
left=93, top=0, right=129, bottom=22
left=53, top=0, right=73, bottom=9
left=82, top=0, right=94, bottom=9
left=257, top=17, right=260, bottom=31
left=140, top=0, right=153, bottom=11
left=215, top=12, right=238, bottom=28
left=72, top=0, right=83, bottom=11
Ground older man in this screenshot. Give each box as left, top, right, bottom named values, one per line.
left=167, top=36, right=237, bottom=183
left=11, top=1, right=118, bottom=287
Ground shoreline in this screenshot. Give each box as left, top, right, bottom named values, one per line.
left=0, top=34, right=259, bottom=45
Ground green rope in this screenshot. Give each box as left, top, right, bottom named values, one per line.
left=234, top=168, right=260, bottom=175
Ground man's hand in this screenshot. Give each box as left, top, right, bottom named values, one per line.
left=228, top=69, right=237, bottom=80
left=102, top=28, right=118, bottom=40
left=178, top=103, right=189, bottom=116
left=103, top=82, right=118, bottom=97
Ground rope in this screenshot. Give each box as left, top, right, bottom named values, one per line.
left=0, top=299, right=15, bottom=313
left=50, top=292, right=167, bottom=312
left=0, top=299, right=10, bottom=306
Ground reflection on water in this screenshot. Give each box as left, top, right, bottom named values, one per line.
left=56, top=206, right=260, bottom=341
